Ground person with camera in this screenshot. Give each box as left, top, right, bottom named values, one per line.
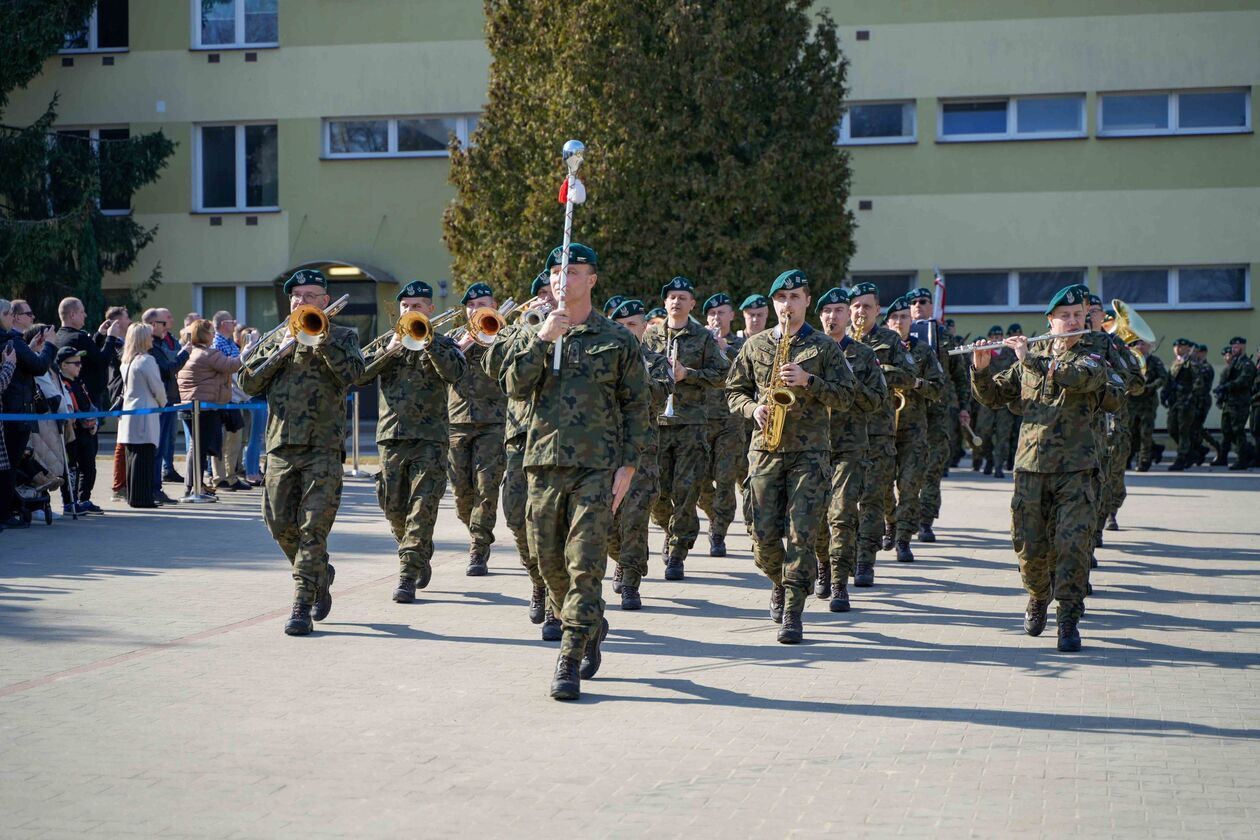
left=0, top=299, right=58, bottom=525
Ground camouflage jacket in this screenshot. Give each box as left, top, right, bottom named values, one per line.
left=357, top=333, right=466, bottom=444
left=1081, top=331, right=1141, bottom=425
left=858, top=324, right=919, bottom=439
left=1195, top=360, right=1215, bottom=408
left=972, top=341, right=1107, bottom=473
left=727, top=323, right=856, bottom=453
left=481, top=322, right=532, bottom=444
left=928, top=330, right=970, bottom=414
left=642, top=319, right=729, bottom=426
left=643, top=344, right=675, bottom=450
left=705, top=332, right=745, bottom=424
left=448, top=341, right=507, bottom=427
left=1131, top=352, right=1168, bottom=410
left=830, top=334, right=887, bottom=456
left=1168, top=353, right=1203, bottom=409
left=238, top=325, right=365, bottom=453
left=1218, top=353, right=1256, bottom=407
left=503, top=311, right=652, bottom=470
left=894, top=335, right=946, bottom=437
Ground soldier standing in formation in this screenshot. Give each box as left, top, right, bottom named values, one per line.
left=1127, top=338, right=1167, bottom=471
left=238, top=269, right=365, bottom=637
left=696, top=292, right=744, bottom=557
left=357, top=281, right=467, bottom=604
left=1216, top=337, right=1255, bottom=469
left=1084, top=296, right=1140, bottom=536
left=737, top=294, right=770, bottom=340
left=1165, top=338, right=1204, bottom=471
left=974, top=325, right=1017, bottom=478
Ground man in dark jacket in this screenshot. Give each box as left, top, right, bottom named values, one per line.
left=144, top=307, right=189, bottom=483
left=1, top=300, right=58, bottom=521
left=52, top=297, right=125, bottom=410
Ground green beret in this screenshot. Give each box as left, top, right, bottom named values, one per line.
left=661, top=276, right=695, bottom=299
left=907, top=287, right=933, bottom=301
left=397, top=280, right=432, bottom=301
left=1221, top=345, right=1231, bottom=354
left=611, top=299, right=646, bottom=321
left=769, top=269, right=809, bottom=297
left=1042, top=283, right=1090, bottom=315
left=1087, top=293, right=1104, bottom=307
left=1196, top=343, right=1208, bottom=352
left=545, top=242, right=598, bottom=270
left=461, top=282, right=494, bottom=305
left=702, top=293, right=733, bottom=313
left=815, top=287, right=851, bottom=313
left=284, top=268, right=327, bottom=295
left=848, top=281, right=880, bottom=301
left=602, top=295, right=627, bottom=317
left=530, top=272, right=549, bottom=296
left=646, top=307, right=667, bottom=320
left=988, top=325, right=1005, bottom=336
left=739, top=294, right=769, bottom=311
left=885, top=296, right=910, bottom=316
left=1007, top=323, right=1023, bottom=334
left=1230, top=335, right=1247, bottom=345
left=1173, top=337, right=1191, bottom=346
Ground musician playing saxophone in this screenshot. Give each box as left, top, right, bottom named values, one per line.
left=238, top=269, right=365, bottom=637
left=726, top=270, right=855, bottom=644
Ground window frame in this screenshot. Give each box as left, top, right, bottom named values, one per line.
left=1099, top=265, right=1251, bottom=311
left=192, top=121, right=280, bottom=213
left=52, top=125, right=133, bottom=216
left=937, top=94, right=1087, bottom=143
left=837, top=100, right=917, bottom=146
left=1097, top=88, right=1252, bottom=138
left=941, top=268, right=1088, bottom=313
left=60, top=2, right=129, bottom=54
left=322, top=115, right=479, bottom=160
left=190, top=0, right=279, bottom=50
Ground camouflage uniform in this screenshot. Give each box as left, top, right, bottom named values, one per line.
left=1218, top=352, right=1257, bottom=465
left=697, top=332, right=745, bottom=543
left=919, top=331, right=970, bottom=527
left=1128, top=353, right=1167, bottom=468
left=356, top=333, right=466, bottom=580
left=447, top=342, right=507, bottom=553
left=883, top=337, right=945, bottom=543
left=481, top=323, right=537, bottom=582
left=503, top=312, right=651, bottom=662
left=727, top=323, right=856, bottom=615
left=1078, top=332, right=1139, bottom=529
left=239, top=326, right=365, bottom=605
left=975, top=348, right=1017, bottom=470
left=972, top=341, right=1107, bottom=624
left=1166, top=353, right=1204, bottom=465
left=642, top=320, right=730, bottom=561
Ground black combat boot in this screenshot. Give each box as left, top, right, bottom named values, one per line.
left=829, top=583, right=850, bottom=613
left=1023, top=597, right=1049, bottom=636
left=895, top=540, right=914, bottom=563
left=579, top=616, right=609, bottom=679
left=769, top=584, right=785, bottom=623
left=982, top=459, right=993, bottom=475
left=1152, top=443, right=1164, bottom=464
left=1057, top=618, right=1082, bottom=652
left=284, top=602, right=313, bottom=636
left=709, top=533, right=727, bottom=557
left=917, top=521, right=936, bottom=542
left=1210, top=449, right=1229, bottom=467
left=881, top=526, right=895, bottom=552
left=417, top=562, right=432, bottom=590
left=663, top=554, right=685, bottom=581
left=994, top=466, right=1005, bottom=479
left=854, top=562, right=875, bottom=588
left=1167, top=459, right=1186, bottom=472
left=541, top=607, right=562, bottom=642
left=393, top=576, right=417, bottom=604
left=972, top=456, right=981, bottom=472
left=814, top=562, right=830, bottom=598
left=1095, top=531, right=1103, bottom=548
left=528, top=583, right=546, bottom=624
left=621, top=585, right=641, bottom=611
left=312, top=564, right=335, bottom=622
left=550, top=655, right=581, bottom=701
left=466, top=546, right=489, bottom=576
left=1105, top=514, right=1119, bottom=531
left=611, top=563, right=624, bottom=594
left=1136, top=461, right=1150, bottom=472
left=777, top=611, right=803, bottom=644
left=1090, top=554, right=1099, bottom=569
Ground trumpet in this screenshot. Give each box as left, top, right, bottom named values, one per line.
left=242, top=294, right=350, bottom=377
left=362, top=307, right=459, bottom=356
left=450, top=298, right=515, bottom=346
left=947, top=328, right=1090, bottom=356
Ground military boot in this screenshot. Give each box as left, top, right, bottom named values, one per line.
left=416, top=561, right=432, bottom=590
left=895, top=541, right=914, bottom=563
left=829, top=583, right=850, bottom=613
left=528, top=584, right=546, bottom=624
left=1167, top=459, right=1187, bottom=472
left=549, top=655, right=581, bottom=701
left=541, top=607, right=562, bottom=642
left=312, top=564, right=335, bottom=622
left=972, top=456, right=981, bottom=472
left=393, top=576, right=417, bottom=604
left=993, top=465, right=1005, bottom=480
left=709, top=532, right=727, bottom=557
left=1136, top=460, right=1150, bottom=472
left=1095, top=531, right=1103, bottom=548
left=579, top=616, right=609, bottom=679
left=1090, top=554, right=1099, bottom=569
left=1152, top=443, right=1165, bottom=464
left=881, top=526, right=895, bottom=552
left=982, top=459, right=993, bottom=475
left=769, top=584, right=785, bottom=624
left=777, top=611, right=803, bottom=644
left=1023, top=597, right=1049, bottom=637
left=284, top=602, right=313, bottom=636
left=611, top=563, right=624, bottom=595
left=814, top=562, right=830, bottom=598
left=621, top=585, right=642, bottom=611
left=917, top=522, right=936, bottom=543
left=854, top=562, right=875, bottom=588
left=1105, top=514, right=1119, bottom=531
left=1057, top=618, right=1082, bottom=652
left=1210, top=449, right=1229, bottom=467
left=1229, top=454, right=1250, bottom=471
left=466, top=546, right=489, bottom=576
left=663, top=554, right=685, bottom=581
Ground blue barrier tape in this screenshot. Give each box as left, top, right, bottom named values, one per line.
left=0, top=396, right=349, bottom=422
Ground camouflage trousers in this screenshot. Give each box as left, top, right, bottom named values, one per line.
left=447, top=423, right=505, bottom=551
left=609, top=445, right=660, bottom=588
left=263, top=445, right=343, bottom=606
left=1011, top=470, right=1095, bottom=622
left=856, top=436, right=897, bottom=568
left=651, top=424, right=708, bottom=558
left=1167, top=402, right=1199, bottom=461
left=746, top=449, right=831, bottom=615
left=918, top=406, right=952, bottom=525
left=503, top=438, right=541, bottom=586
left=376, top=439, right=448, bottom=580
left=814, top=453, right=865, bottom=583
left=697, top=419, right=744, bottom=539
left=1099, top=420, right=1131, bottom=522
left=1128, top=402, right=1157, bottom=466
left=1222, top=402, right=1254, bottom=460
left=977, top=405, right=1014, bottom=467
left=526, top=466, right=613, bottom=661
left=883, top=429, right=928, bottom=543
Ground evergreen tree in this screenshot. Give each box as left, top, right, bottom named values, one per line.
left=0, top=0, right=175, bottom=322
left=444, top=0, right=854, bottom=308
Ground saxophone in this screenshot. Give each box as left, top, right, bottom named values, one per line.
left=762, top=319, right=797, bottom=451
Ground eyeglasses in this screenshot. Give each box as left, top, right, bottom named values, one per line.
left=13, top=310, right=32, bottom=317
left=61, top=360, right=81, bottom=367
left=291, top=293, right=325, bottom=304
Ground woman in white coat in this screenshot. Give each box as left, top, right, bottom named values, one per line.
left=117, top=323, right=167, bottom=508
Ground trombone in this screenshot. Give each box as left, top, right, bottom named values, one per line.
left=242, top=294, right=350, bottom=377
left=450, top=298, right=515, bottom=346
left=511, top=296, right=553, bottom=326
left=362, top=307, right=459, bottom=356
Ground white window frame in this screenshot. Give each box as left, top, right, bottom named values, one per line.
left=321, top=115, right=478, bottom=159
left=190, top=0, right=279, bottom=50
left=1099, top=265, right=1251, bottom=311
left=937, top=94, right=1086, bottom=143
left=1097, top=88, right=1252, bottom=138
left=60, top=3, right=128, bottom=54
left=837, top=100, right=917, bottom=146
left=52, top=125, right=133, bottom=216
left=195, top=285, right=249, bottom=324
left=192, top=122, right=280, bottom=213
left=941, top=269, right=1088, bottom=313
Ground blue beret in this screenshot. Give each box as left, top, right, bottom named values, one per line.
left=907, top=287, right=933, bottom=301
left=545, top=242, right=598, bottom=270
left=848, top=281, right=880, bottom=301
left=738, top=294, right=769, bottom=311
left=661, top=276, right=695, bottom=299
left=461, top=282, right=494, bottom=305
left=885, top=296, right=910, bottom=316
left=815, top=287, right=851, bottom=313
left=530, top=272, right=549, bottom=296
left=646, top=307, right=667, bottom=320
left=611, top=299, right=646, bottom=320
left=769, top=269, right=809, bottom=297
left=603, top=295, right=627, bottom=317
left=702, top=293, right=733, bottom=313
left=1043, top=284, right=1090, bottom=315
left=284, top=268, right=327, bottom=295
left=1230, top=335, right=1247, bottom=345
left=397, top=280, right=432, bottom=301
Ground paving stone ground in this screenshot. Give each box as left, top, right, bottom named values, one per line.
left=1, top=466, right=1257, bottom=838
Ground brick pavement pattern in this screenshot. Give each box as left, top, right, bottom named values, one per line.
left=1, top=470, right=1258, bottom=838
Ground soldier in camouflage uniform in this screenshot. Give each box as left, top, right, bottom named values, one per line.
left=447, top=281, right=508, bottom=575
left=503, top=243, right=651, bottom=701
left=975, top=325, right=1017, bottom=478
left=238, top=269, right=366, bottom=637
left=1084, top=297, right=1141, bottom=536
left=727, top=270, right=856, bottom=643
left=1216, top=337, right=1256, bottom=470
left=734, top=294, right=770, bottom=527
left=1127, top=340, right=1167, bottom=471
left=813, top=287, right=886, bottom=612
left=971, top=283, right=1107, bottom=653
left=643, top=277, right=729, bottom=580
left=847, top=282, right=918, bottom=588
left=696, top=292, right=744, bottom=556
left=607, top=299, right=674, bottom=610
left=1191, top=344, right=1217, bottom=466
left=882, top=296, right=945, bottom=562
left=356, top=281, right=467, bottom=604
left=1166, top=338, right=1204, bottom=471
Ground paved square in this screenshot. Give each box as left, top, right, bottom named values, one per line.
left=1, top=469, right=1257, bottom=837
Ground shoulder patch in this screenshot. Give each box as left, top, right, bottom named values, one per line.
left=1083, top=358, right=1099, bottom=368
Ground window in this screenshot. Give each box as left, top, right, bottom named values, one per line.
left=62, top=0, right=128, bottom=52
left=939, top=95, right=1085, bottom=141
left=53, top=127, right=132, bottom=214
left=323, top=115, right=479, bottom=158
left=1099, top=89, right=1251, bottom=137
left=1100, top=266, right=1249, bottom=309
left=942, top=269, right=1086, bottom=311
left=838, top=101, right=916, bottom=145
left=195, top=285, right=278, bottom=331
left=194, top=123, right=279, bottom=211
left=849, top=273, right=915, bottom=306
left=194, top=0, right=278, bottom=49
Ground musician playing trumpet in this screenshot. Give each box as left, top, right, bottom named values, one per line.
left=238, top=269, right=365, bottom=637
left=357, top=281, right=467, bottom=605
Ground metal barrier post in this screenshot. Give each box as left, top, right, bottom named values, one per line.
left=345, top=391, right=368, bottom=478
left=182, top=401, right=217, bottom=503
